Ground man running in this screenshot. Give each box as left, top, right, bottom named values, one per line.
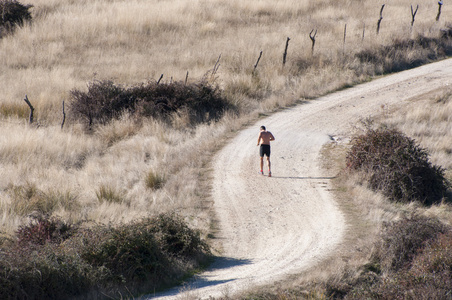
left=257, top=125, right=275, bottom=177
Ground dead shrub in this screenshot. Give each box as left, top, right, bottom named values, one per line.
left=69, top=79, right=233, bottom=128
left=346, top=127, right=449, bottom=204
left=342, top=216, right=452, bottom=299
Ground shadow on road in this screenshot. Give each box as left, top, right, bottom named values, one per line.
left=145, top=257, right=252, bottom=298
left=270, top=176, right=336, bottom=180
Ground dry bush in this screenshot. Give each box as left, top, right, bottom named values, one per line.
left=346, top=127, right=449, bottom=204
left=69, top=79, right=233, bottom=128
left=375, top=215, right=448, bottom=273
left=341, top=216, right=452, bottom=299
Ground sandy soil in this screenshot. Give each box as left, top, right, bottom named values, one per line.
left=145, top=58, right=452, bottom=299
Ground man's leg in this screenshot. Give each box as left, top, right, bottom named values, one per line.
left=260, top=156, right=264, bottom=172
left=267, top=156, right=271, bottom=173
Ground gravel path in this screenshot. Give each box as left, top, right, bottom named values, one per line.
left=145, top=58, right=452, bottom=299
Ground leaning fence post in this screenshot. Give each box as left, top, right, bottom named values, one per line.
left=157, top=74, right=163, bottom=84
left=343, top=24, right=347, bottom=54
left=377, top=4, right=385, bottom=34
left=282, top=37, right=290, bottom=67
left=23, top=95, right=34, bottom=124
left=253, top=50, right=263, bottom=74
left=411, top=4, right=419, bottom=28
left=436, top=1, right=443, bottom=21
left=61, top=100, right=66, bottom=129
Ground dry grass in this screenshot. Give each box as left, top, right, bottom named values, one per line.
left=1, top=0, right=450, bottom=120
left=0, top=0, right=452, bottom=288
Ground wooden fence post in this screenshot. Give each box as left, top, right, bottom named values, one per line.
left=23, top=95, right=34, bottom=124
left=343, top=24, right=347, bottom=53
left=411, top=4, right=419, bottom=27
left=309, top=29, right=317, bottom=55
left=362, top=23, right=366, bottom=42
left=282, top=37, right=290, bottom=66
left=436, top=1, right=443, bottom=21
left=253, top=50, right=263, bottom=74
left=157, top=74, right=163, bottom=84
left=61, top=100, right=66, bottom=129
left=377, top=4, right=385, bottom=34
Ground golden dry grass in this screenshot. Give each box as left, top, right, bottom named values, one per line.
left=0, top=0, right=451, bottom=243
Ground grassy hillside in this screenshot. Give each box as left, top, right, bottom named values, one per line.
left=0, top=0, right=451, bottom=298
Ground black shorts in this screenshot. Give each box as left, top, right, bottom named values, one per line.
left=260, top=144, right=271, bottom=157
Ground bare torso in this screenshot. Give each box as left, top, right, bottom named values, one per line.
left=258, top=131, right=275, bottom=145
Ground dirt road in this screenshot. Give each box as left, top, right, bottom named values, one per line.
left=146, top=58, right=452, bottom=299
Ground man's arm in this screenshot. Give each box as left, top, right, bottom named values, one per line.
left=269, top=132, right=275, bottom=141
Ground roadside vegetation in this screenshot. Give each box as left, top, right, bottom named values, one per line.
left=0, top=0, right=452, bottom=298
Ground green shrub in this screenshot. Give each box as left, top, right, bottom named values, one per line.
left=80, top=223, right=170, bottom=286
left=69, top=79, right=233, bottom=128
left=149, top=212, right=210, bottom=259
left=346, top=128, right=449, bottom=204
left=0, top=0, right=33, bottom=38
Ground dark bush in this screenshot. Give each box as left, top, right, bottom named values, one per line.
left=346, top=128, right=449, bottom=204
left=69, top=80, right=129, bottom=127
left=149, top=212, right=210, bottom=259
left=375, top=215, right=448, bottom=273
left=343, top=216, right=452, bottom=299
left=69, top=79, right=233, bottom=128
left=0, top=244, right=96, bottom=300
left=0, top=0, right=32, bottom=38
left=80, top=222, right=171, bottom=286
left=0, top=213, right=210, bottom=299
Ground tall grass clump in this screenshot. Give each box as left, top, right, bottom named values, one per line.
left=0, top=213, right=210, bottom=299
left=354, top=33, right=452, bottom=76
left=145, top=170, right=165, bottom=190
left=346, top=127, right=449, bottom=204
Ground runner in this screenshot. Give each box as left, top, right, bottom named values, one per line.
left=257, top=125, right=275, bottom=176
